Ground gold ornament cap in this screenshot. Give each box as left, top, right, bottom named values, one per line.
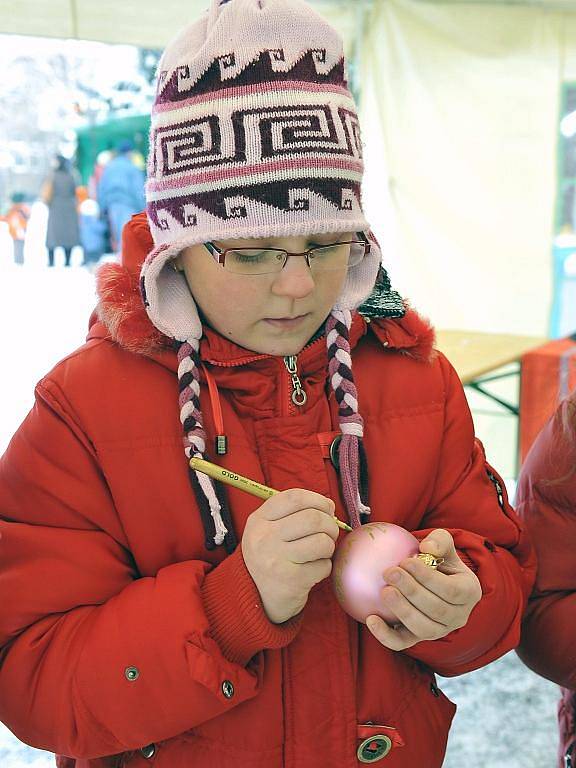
left=416, top=553, right=444, bottom=569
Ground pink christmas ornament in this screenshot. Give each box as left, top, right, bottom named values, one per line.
left=332, top=522, right=420, bottom=624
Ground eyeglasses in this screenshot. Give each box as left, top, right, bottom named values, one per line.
left=203, top=237, right=370, bottom=276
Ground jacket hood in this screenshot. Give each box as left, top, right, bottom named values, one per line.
left=91, top=212, right=436, bottom=366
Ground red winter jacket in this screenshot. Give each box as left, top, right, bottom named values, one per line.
left=516, top=399, right=576, bottom=768
left=0, top=214, right=535, bottom=768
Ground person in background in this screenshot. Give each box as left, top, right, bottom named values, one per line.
left=79, top=197, right=107, bottom=269
left=42, top=155, right=81, bottom=267
left=89, top=149, right=113, bottom=201
left=3, top=192, right=30, bottom=265
left=516, top=392, right=576, bottom=768
left=97, top=139, right=146, bottom=253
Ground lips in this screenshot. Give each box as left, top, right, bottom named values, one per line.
left=263, top=314, right=310, bottom=329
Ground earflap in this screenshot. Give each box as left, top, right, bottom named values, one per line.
left=334, top=230, right=382, bottom=312
left=140, top=242, right=202, bottom=343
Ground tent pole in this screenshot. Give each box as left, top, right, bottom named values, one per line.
left=69, top=0, right=79, bottom=39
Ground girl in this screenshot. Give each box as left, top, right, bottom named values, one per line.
left=516, top=393, right=576, bottom=768
left=0, top=1, right=534, bottom=766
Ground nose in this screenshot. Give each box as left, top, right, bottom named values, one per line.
left=270, top=254, right=315, bottom=299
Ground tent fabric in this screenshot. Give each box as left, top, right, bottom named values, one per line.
left=360, top=0, right=563, bottom=336
left=0, top=0, right=358, bottom=49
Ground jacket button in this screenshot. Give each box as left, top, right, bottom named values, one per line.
left=221, top=680, right=235, bottom=699
left=140, top=744, right=156, bottom=759
left=357, top=735, right=393, bottom=763
left=329, top=435, right=342, bottom=470
left=124, top=666, right=139, bottom=682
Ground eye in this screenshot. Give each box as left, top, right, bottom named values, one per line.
left=231, top=249, right=267, bottom=262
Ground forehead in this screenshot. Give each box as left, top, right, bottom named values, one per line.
left=216, top=232, right=354, bottom=248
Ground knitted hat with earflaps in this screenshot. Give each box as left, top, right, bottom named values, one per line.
left=141, top=0, right=382, bottom=551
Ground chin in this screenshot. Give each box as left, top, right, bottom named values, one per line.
left=252, top=330, right=311, bottom=357
left=257, top=339, right=307, bottom=357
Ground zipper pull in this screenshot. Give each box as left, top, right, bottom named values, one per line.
left=486, top=469, right=505, bottom=509
left=284, top=356, right=307, bottom=407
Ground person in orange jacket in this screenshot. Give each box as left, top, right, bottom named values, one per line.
left=516, top=393, right=576, bottom=768
left=4, top=192, right=30, bottom=265
left=0, top=2, right=535, bottom=767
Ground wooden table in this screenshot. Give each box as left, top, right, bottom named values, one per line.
left=435, top=331, right=546, bottom=386
left=435, top=331, right=547, bottom=473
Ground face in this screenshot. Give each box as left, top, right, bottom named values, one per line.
left=175, top=233, right=352, bottom=356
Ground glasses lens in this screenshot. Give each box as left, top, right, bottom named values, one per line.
left=224, top=248, right=286, bottom=275
left=309, top=241, right=365, bottom=272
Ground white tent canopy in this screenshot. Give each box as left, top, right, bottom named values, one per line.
left=0, top=0, right=216, bottom=47
left=0, top=0, right=360, bottom=47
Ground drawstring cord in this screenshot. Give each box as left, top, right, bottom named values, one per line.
left=203, top=364, right=228, bottom=456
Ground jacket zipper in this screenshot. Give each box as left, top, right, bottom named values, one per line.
left=486, top=468, right=505, bottom=510
left=283, top=355, right=307, bottom=408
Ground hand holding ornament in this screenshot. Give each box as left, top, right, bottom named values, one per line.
left=364, top=528, right=482, bottom=651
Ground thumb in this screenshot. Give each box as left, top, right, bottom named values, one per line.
left=419, top=529, right=464, bottom=574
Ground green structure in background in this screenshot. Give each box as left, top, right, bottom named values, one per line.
left=75, top=114, right=150, bottom=186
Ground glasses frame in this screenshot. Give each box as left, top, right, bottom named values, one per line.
left=203, top=233, right=371, bottom=274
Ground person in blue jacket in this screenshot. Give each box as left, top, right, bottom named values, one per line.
left=97, top=140, right=146, bottom=252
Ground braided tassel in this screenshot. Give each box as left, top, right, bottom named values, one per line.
left=326, top=309, right=371, bottom=529
left=178, top=340, right=228, bottom=546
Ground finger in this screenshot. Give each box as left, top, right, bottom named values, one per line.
left=279, top=508, right=340, bottom=543
left=365, top=614, right=420, bottom=651
left=418, top=529, right=461, bottom=570
left=392, top=559, right=477, bottom=606
left=382, top=567, right=459, bottom=624
left=301, top=557, right=333, bottom=585
left=260, top=489, right=335, bottom=521
left=286, top=532, right=336, bottom=564
left=379, top=586, right=447, bottom=640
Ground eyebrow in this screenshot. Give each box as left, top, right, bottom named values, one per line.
left=215, top=233, right=353, bottom=249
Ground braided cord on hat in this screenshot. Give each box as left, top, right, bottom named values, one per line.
left=178, top=340, right=229, bottom=546
left=326, top=309, right=371, bottom=529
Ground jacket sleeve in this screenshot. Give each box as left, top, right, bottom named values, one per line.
left=403, top=354, right=536, bottom=676
left=0, top=381, right=300, bottom=759
left=514, top=402, right=576, bottom=689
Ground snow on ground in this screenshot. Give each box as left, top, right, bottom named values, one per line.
left=0, top=235, right=561, bottom=766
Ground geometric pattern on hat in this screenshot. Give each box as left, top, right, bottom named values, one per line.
left=147, top=181, right=364, bottom=234
left=149, top=101, right=363, bottom=178
left=155, top=50, right=349, bottom=108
